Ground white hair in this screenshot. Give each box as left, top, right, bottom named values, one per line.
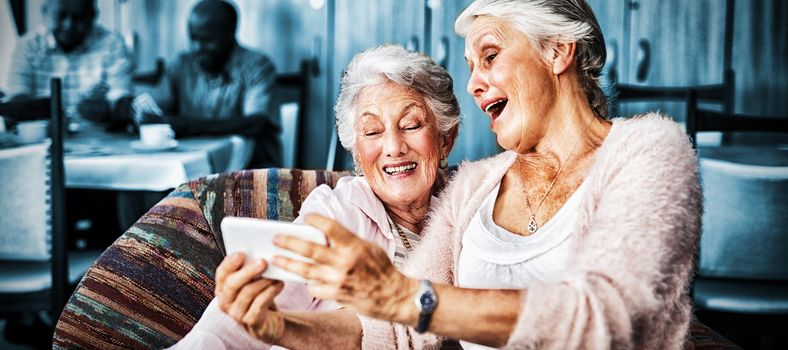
left=335, top=45, right=461, bottom=153
left=455, top=0, right=609, bottom=119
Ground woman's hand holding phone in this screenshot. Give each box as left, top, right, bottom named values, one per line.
left=214, top=252, right=286, bottom=343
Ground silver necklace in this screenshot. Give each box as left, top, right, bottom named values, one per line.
left=523, top=126, right=590, bottom=234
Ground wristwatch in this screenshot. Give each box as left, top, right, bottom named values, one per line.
left=413, top=279, right=438, bottom=333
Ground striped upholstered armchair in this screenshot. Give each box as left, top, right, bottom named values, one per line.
left=52, top=168, right=737, bottom=349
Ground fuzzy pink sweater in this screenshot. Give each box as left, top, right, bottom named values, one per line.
left=359, top=114, right=702, bottom=349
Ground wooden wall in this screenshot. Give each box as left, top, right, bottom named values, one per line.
left=588, top=0, right=787, bottom=124
left=430, top=0, right=500, bottom=167
left=732, top=0, right=788, bottom=116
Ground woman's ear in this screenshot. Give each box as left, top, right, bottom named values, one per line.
left=440, top=125, right=459, bottom=159
left=551, top=42, right=577, bottom=75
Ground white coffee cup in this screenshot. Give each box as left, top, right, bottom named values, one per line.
left=16, top=120, right=49, bottom=143
left=139, top=123, right=175, bottom=147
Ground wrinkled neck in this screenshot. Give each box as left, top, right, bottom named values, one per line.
left=384, top=197, right=431, bottom=234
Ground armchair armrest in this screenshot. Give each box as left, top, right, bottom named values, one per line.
left=53, top=169, right=346, bottom=348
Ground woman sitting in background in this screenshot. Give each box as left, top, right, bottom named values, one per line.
left=171, top=45, right=460, bottom=348
left=262, top=0, right=701, bottom=348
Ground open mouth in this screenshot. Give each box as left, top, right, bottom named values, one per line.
left=383, top=162, right=417, bottom=175
left=484, top=98, right=508, bottom=120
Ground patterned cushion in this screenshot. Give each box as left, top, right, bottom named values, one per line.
left=688, top=316, right=742, bottom=349
left=52, top=168, right=735, bottom=349
left=53, top=169, right=346, bottom=349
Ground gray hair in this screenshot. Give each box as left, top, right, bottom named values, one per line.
left=455, top=0, right=609, bottom=119
left=335, top=45, right=461, bottom=153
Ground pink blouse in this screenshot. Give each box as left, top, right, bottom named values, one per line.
left=169, top=176, right=412, bottom=349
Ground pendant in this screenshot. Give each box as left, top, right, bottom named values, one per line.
left=527, top=215, right=538, bottom=233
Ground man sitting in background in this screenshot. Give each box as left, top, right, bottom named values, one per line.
left=5, top=0, right=133, bottom=131
left=1, top=1, right=132, bottom=347
left=156, top=0, right=282, bottom=168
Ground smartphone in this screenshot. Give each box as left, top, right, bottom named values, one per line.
left=220, top=217, right=327, bottom=283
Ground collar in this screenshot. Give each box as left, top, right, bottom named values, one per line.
left=196, top=44, right=240, bottom=82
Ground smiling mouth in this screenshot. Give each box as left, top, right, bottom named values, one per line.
left=383, top=162, right=417, bottom=175
left=485, top=99, right=508, bottom=119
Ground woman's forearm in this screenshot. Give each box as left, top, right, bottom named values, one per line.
left=276, top=309, right=362, bottom=350
left=393, top=280, right=522, bottom=348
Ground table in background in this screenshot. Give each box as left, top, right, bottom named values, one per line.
left=63, top=129, right=253, bottom=237
left=65, top=129, right=253, bottom=191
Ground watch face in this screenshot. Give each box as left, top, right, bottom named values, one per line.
left=420, top=293, right=437, bottom=311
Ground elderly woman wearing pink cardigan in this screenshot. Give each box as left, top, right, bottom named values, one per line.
left=220, top=0, right=701, bottom=349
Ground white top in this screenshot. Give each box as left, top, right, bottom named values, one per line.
left=387, top=215, right=422, bottom=269
left=457, top=180, right=587, bottom=349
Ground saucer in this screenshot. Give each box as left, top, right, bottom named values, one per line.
left=130, top=139, right=178, bottom=152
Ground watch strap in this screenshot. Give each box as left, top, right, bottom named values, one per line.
left=415, top=310, right=433, bottom=333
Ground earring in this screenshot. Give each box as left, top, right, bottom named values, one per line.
left=354, top=162, right=364, bottom=176
left=439, top=157, right=448, bottom=169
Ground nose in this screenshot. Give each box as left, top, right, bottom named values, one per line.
left=383, top=130, right=408, bottom=157
left=466, top=68, right=488, bottom=97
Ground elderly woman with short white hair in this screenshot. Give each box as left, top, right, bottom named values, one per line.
left=268, top=0, right=702, bottom=349
left=169, top=45, right=460, bottom=349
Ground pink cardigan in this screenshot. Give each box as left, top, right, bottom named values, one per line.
left=172, top=176, right=404, bottom=349
left=359, top=114, right=702, bottom=349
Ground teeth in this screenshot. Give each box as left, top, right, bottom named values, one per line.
left=485, top=99, right=506, bottom=113
left=384, top=163, right=417, bottom=174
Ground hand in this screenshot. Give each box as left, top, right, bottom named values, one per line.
left=76, top=84, right=110, bottom=123
left=273, top=214, right=417, bottom=322
left=111, top=96, right=135, bottom=127
left=139, top=112, right=165, bottom=125
left=215, top=253, right=287, bottom=343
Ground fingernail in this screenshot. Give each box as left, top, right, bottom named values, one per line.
left=273, top=235, right=283, bottom=246
left=272, top=256, right=283, bottom=265
left=258, top=259, right=267, bottom=270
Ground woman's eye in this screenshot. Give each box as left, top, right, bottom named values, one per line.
left=403, top=124, right=421, bottom=131
left=485, top=53, right=497, bottom=63
left=364, top=131, right=381, bottom=136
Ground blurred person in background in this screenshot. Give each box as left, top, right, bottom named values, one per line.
left=118, top=0, right=282, bottom=237
left=1, top=1, right=133, bottom=347
left=153, top=0, right=281, bottom=168
left=5, top=0, right=134, bottom=131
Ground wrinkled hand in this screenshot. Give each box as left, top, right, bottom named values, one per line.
left=215, top=253, right=286, bottom=344
left=273, top=214, right=415, bottom=321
